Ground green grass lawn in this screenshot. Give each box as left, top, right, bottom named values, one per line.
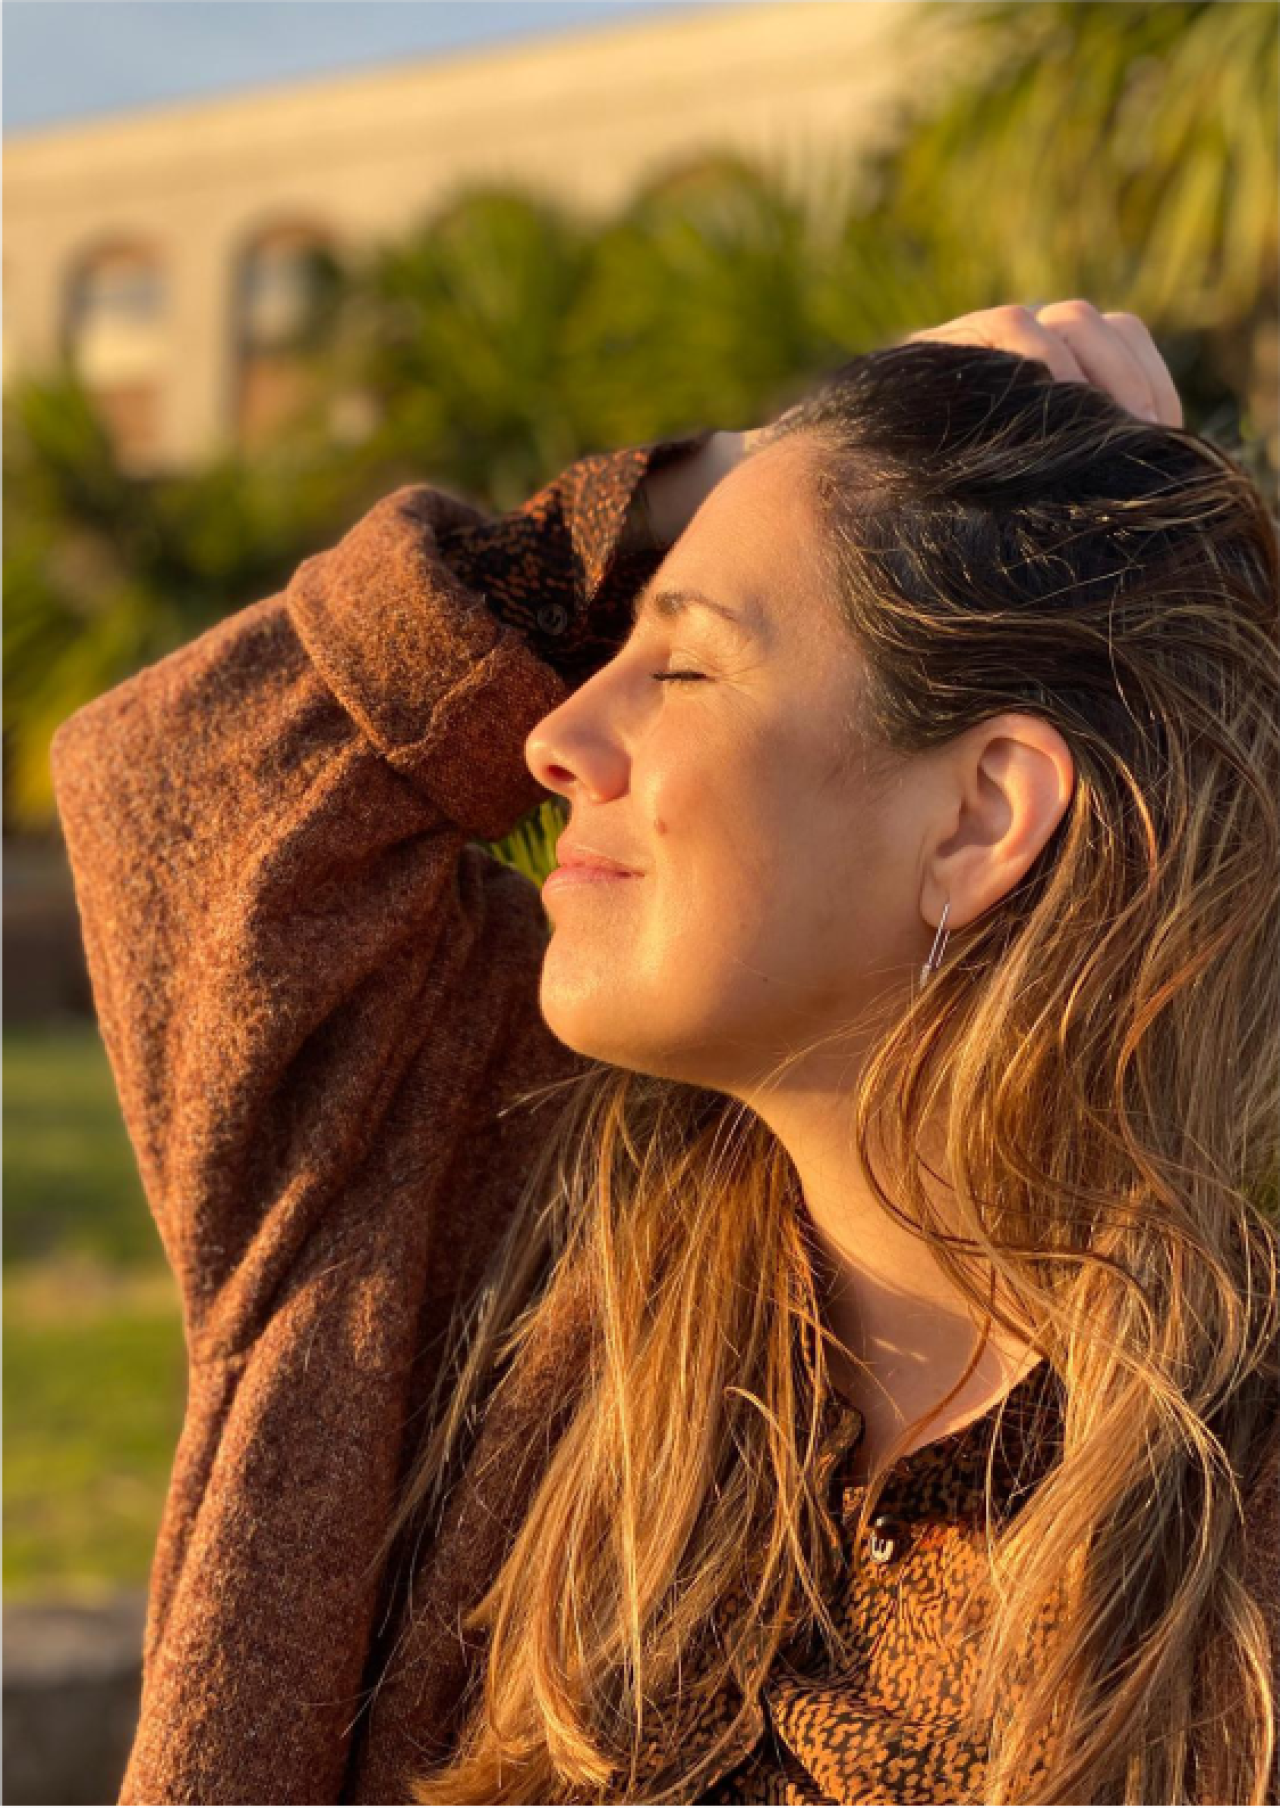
left=4, top=1264, right=186, bottom=1600
left=4, top=1021, right=185, bottom=1599
left=4, top=1020, right=162, bottom=1270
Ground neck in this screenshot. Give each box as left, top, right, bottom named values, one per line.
left=743, top=1071, right=1041, bottom=1448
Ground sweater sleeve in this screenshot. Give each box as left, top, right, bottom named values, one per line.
left=49, top=432, right=708, bottom=1366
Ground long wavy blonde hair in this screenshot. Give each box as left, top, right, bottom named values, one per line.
left=375, top=344, right=1280, bottom=1804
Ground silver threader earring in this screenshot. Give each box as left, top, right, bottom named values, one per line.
left=920, top=898, right=951, bottom=985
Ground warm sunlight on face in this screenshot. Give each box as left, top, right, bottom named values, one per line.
left=523, top=436, right=928, bottom=1098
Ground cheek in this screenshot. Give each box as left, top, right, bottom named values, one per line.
left=744, top=773, right=900, bottom=980
left=637, top=700, right=889, bottom=953
left=639, top=729, right=753, bottom=842
left=643, top=748, right=777, bottom=909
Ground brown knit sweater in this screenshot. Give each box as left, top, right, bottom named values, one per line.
left=51, top=438, right=1279, bottom=1807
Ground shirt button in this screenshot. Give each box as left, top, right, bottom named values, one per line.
left=867, top=1514, right=906, bottom=1566
left=536, top=602, right=570, bottom=636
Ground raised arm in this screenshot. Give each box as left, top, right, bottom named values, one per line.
left=49, top=433, right=711, bottom=1366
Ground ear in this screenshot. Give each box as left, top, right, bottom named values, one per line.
left=922, top=713, right=1075, bottom=931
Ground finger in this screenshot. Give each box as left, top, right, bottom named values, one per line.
left=913, top=306, right=1089, bottom=385
left=1033, top=299, right=1160, bottom=422
left=1101, top=311, right=1183, bottom=428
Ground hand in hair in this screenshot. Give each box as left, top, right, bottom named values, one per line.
left=634, top=301, right=1181, bottom=552
left=903, top=299, right=1183, bottom=427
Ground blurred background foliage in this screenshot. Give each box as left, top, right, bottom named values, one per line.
left=6, top=0, right=1277, bottom=843
left=4, top=0, right=1277, bottom=1599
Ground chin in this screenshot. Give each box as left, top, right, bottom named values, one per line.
left=538, top=969, right=618, bottom=1057
left=537, top=982, right=664, bottom=1077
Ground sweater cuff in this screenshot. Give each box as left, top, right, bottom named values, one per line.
left=285, top=484, right=569, bottom=844
left=434, top=430, right=716, bottom=680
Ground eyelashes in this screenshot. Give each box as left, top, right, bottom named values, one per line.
left=650, top=670, right=708, bottom=684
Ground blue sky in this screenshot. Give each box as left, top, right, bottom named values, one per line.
left=3, top=0, right=709, bottom=136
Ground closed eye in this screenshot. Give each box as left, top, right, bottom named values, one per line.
left=650, top=670, right=708, bottom=684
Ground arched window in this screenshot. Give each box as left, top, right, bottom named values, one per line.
left=629, top=151, right=766, bottom=211
left=233, top=223, right=338, bottom=448
left=63, top=240, right=166, bottom=469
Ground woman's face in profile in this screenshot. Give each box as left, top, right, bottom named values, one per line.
left=524, top=435, right=929, bottom=1099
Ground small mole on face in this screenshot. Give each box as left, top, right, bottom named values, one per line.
left=654, top=816, right=668, bottom=837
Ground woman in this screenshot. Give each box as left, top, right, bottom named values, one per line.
left=51, top=303, right=1276, bottom=1806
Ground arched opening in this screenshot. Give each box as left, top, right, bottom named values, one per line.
left=233, top=222, right=340, bottom=449
left=630, top=150, right=766, bottom=209
left=63, top=240, right=166, bottom=470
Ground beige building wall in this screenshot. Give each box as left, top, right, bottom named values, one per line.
left=4, top=1, right=978, bottom=472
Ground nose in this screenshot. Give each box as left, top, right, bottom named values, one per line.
left=525, top=731, right=575, bottom=799
left=524, top=686, right=629, bottom=805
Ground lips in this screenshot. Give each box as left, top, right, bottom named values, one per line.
left=553, top=840, right=643, bottom=877
left=544, top=838, right=644, bottom=899
left=542, top=866, right=638, bottom=895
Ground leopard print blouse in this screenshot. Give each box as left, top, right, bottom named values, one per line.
left=692, top=1356, right=1065, bottom=1806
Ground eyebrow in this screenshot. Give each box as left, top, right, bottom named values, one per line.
left=629, top=581, right=758, bottom=637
